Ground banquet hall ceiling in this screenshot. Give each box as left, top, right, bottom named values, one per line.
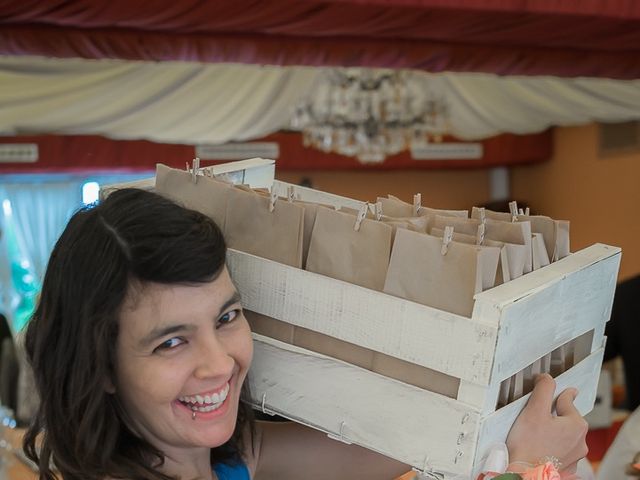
left=2, top=0, right=640, bottom=78
left=1, top=0, right=640, bottom=171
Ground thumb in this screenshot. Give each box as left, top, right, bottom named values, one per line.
left=555, top=388, right=580, bottom=417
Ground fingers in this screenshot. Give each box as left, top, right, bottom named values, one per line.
left=525, top=373, right=556, bottom=415
left=555, top=388, right=581, bottom=418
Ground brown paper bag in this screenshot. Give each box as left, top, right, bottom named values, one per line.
left=383, top=229, right=500, bottom=317
left=371, top=353, right=460, bottom=398
left=429, top=227, right=507, bottom=287
left=417, top=205, right=469, bottom=219
left=472, top=207, right=570, bottom=262
left=531, top=232, right=551, bottom=270
left=306, top=207, right=393, bottom=291
left=155, top=163, right=231, bottom=228
left=293, top=327, right=374, bottom=370
left=292, top=200, right=332, bottom=269
left=377, top=195, right=468, bottom=219
left=224, top=186, right=305, bottom=268
left=484, top=218, right=533, bottom=274
left=244, top=310, right=295, bottom=344
left=376, top=195, right=415, bottom=217
left=379, top=214, right=430, bottom=244
left=432, top=215, right=481, bottom=236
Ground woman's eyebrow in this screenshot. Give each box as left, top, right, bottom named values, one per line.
left=138, top=291, right=242, bottom=348
left=219, top=291, right=242, bottom=314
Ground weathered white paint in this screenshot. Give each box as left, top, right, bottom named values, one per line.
left=480, top=245, right=620, bottom=385
left=473, top=346, right=605, bottom=478
left=249, top=334, right=480, bottom=477
left=228, top=249, right=498, bottom=384
left=272, top=179, right=366, bottom=211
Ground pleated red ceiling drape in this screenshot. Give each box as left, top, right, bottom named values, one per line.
left=1, top=0, right=640, bottom=78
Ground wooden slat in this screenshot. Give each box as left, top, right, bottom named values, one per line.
left=249, top=334, right=480, bottom=477
left=481, top=245, right=619, bottom=384
left=229, top=249, right=499, bottom=384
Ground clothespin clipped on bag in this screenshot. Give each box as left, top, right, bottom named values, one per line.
left=287, top=185, right=295, bottom=203
left=354, top=203, right=368, bottom=232
left=441, top=225, right=454, bottom=255
left=477, top=207, right=487, bottom=225
left=413, top=193, right=422, bottom=216
left=269, top=190, right=278, bottom=213
left=374, top=201, right=383, bottom=221
left=524, top=207, right=530, bottom=216
left=191, top=157, right=201, bottom=184
left=476, top=222, right=485, bottom=245
left=508, top=201, right=519, bottom=222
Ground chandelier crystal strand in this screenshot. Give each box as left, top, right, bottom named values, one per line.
left=292, top=68, right=450, bottom=164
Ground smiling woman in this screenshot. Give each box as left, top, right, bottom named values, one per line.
left=20, top=188, right=589, bottom=480
left=21, top=188, right=255, bottom=480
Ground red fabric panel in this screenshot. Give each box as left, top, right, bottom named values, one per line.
left=2, top=25, right=640, bottom=79
left=320, top=0, right=640, bottom=19
left=264, top=132, right=552, bottom=171
left=1, top=0, right=639, bottom=78
left=0, top=132, right=551, bottom=173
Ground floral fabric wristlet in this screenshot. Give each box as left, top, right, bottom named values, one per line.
left=476, top=444, right=565, bottom=480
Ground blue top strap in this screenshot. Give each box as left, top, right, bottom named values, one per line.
left=213, top=461, right=250, bottom=480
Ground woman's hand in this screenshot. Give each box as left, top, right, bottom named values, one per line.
left=506, top=373, right=589, bottom=474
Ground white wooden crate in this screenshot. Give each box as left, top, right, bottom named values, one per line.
left=228, top=244, right=620, bottom=479
left=105, top=161, right=620, bottom=478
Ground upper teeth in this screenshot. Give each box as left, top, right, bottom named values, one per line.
left=179, top=383, right=229, bottom=405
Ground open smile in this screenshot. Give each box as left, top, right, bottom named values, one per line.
left=175, top=381, right=232, bottom=417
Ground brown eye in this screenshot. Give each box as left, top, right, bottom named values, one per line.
left=217, top=309, right=240, bottom=327
left=154, top=337, right=185, bottom=352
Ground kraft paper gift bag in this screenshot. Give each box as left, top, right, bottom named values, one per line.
left=531, top=232, right=551, bottom=270
left=244, top=310, right=295, bottom=344
left=484, top=218, right=533, bottom=274
left=292, top=327, right=374, bottom=370
left=370, top=352, right=460, bottom=398
left=430, top=227, right=509, bottom=287
left=306, top=207, right=393, bottom=291
left=155, top=163, right=231, bottom=228
left=294, top=200, right=332, bottom=269
left=383, top=229, right=500, bottom=317
left=417, top=205, right=469, bottom=219
left=224, top=186, right=305, bottom=268
left=380, top=214, right=430, bottom=243
left=378, top=194, right=468, bottom=219
left=376, top=195, right=415, bottom=217
left=432, top=214, right=481, bottom=236
left=472, top=206, right=570, bottom=262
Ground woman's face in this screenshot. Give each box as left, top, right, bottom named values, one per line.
left=113, top=267, right=253, bottom=454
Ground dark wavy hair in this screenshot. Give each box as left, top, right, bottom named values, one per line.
left=23, top=188, right=254, bottom=480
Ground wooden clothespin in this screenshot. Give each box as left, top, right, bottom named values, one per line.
left=269, top=190, right=278, bottom=212
left=524, top=207, right=530, bottom=216
left=354, top=203, right=368, bottom=232
left=508, top=201, right=519, bottom=223
left=374, top=201, right=383, bottom=221
left=477, top=207, right=486, bottom=225
left=441, top=225, right=454, bottom=255
left=191, top=157, right=200, bottom=184
left=413, top=193, right=422, bottom=216
left=476, top=222, right=485, bottom=246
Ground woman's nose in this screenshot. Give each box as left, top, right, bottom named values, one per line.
left=193, top=333, right=234, bottom=380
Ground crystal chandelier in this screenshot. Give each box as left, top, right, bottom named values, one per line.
left=291, top=68, right=450, bottom=163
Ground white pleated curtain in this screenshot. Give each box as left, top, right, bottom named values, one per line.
left=2, top=55, right=640, bottom=143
